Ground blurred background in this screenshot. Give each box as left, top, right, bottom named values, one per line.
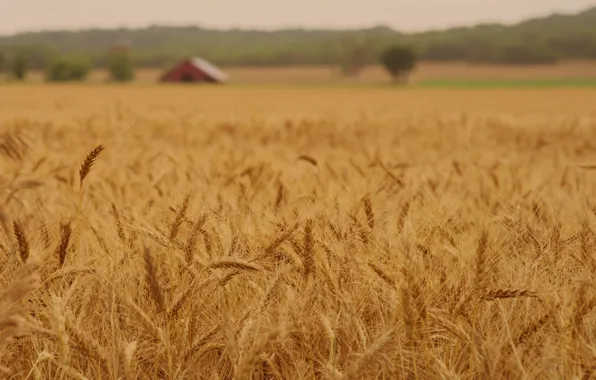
left=1, top=0, right=596, bottom=86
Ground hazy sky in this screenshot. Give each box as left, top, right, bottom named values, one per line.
left=1, top=0, right=595, bottom=35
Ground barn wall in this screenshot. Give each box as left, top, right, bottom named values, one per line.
left=161, top=61, right=209, bottom=82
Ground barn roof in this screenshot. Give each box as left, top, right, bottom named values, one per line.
left=189, top=58, right=229, bottom=82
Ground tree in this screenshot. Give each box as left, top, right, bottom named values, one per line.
left=12, top=54, right=27, bottom=81
left=107, top=49, right=135, bottom=82
left=380, top=46, right=417, bottom=83
left=46, top=55, right=91, bottom=82
left=12, top=43, right=55, bottom=70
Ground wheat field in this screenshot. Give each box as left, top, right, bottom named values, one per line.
left=1, top=85, right=596, bottom=379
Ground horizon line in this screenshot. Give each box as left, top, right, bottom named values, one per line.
left=0, top=5, right=592, bottom=38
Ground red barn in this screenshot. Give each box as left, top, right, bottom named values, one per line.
left=160, top=57, right=229, bottom=84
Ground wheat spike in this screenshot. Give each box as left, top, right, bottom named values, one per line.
left=368, top=262, right=394, bottom=287
left=0, top=258, right=40, bottom=369
left=274, top=179, right=286, bottom=211
left=56, top=222, right=72, bottom=267
left=344, top=328, right=395, bottom=380
left=49, top=296, right=70, bottom=366
left=169, top=191, right=192, bottom=242
left=111, top=203, right=127, bottom=244
left=363, top=194, right=375, bottom=229
left=79, top=144, right=105, bottom=188
left=168, top=276, right=213, bottom=317
left=297, top=154, right=318, bottom=166
left=514, top=313, right=551, bottom=347
left=236, top=328, right=282, bottom=380
left=65, top=314, right=109, bottom=372
left=122, top=295, right=165, bottom=343
left=207, top=259, right=263, bottom=272
left=41, top=222, right=50, bottom=250
left=119, top=341, right=138, bottom=380
left=475, top=229, right=489, bottom=291
left=0, top=130, right=30, bottom=161
left=185, top=214, right=207, bottom=264
left=303, top=219, right=315, bottom=276
left=13, top=220, right=29, bottom=263
left=482, top=288, right=538, bottom=301
left=262, top=222, right=300, bottom=257
left=143, top=246, right=165, bottom=314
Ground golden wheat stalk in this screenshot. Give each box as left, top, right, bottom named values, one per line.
left=12, top=220, right=29, bottom=263
left=262, top=222, right=300, bottom=257
left=49, top=296, right=70, bottom=366
left=41, top=222, right=50, bottom=250
left=118, top=341, right=138, bottom=380
left=402, top=260, right=428, bottom=324
left=0, top=130, right=31, bottom=161
left=143, top=246, right=165, bottom=314
left=303, top=219, right=315, bottom=276
left=344, top=328, right=396, bottom=380
left=297, top=154, right=318, bottom=166
left=475, top=229, right=489, bottom=291
left=368, top=262, right=394, bottom=286
left=207, top=259, right=263, bottom=272
left=218, top=270, right=241, bottom=286
left=44, top=267, right=95, bottom=284
left=362, top=194, right=375, bottom=229
left=514, top=313, right=551, bottom=347
left=79, top=144, right=105, bottom=189
left=274, top=179, right=286, bottom=211
left=168, top=276, right=213, bottom=317
left=0, top=258, right=40, bottom=367
left=56, top=222, right=72, bottom=267
left=185, top=213, right=208, bottom=264
left=122, top=295, right=165, bottom=344
left=65, top=314, right=110, bottom=372
left=401, top=286, right=415, bottom=345
left=169, top=192, right=192, bottom=242
left=236, top=328, right=282, bottom=380
left=482, top=288, right=538, bottom=301
left=111, top=203, right=127, bottom=244
left=181, top=326, right=220, bottom=362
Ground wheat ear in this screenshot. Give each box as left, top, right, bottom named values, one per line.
left=144, top=246, right=165, bottom=314
left=482, top=288, right=538, bottom=301
left=56, top=222, right=73, bottom=267
left=79, top=144, right=105, bottom=189
left=118, top=341, right=138, bottom=380
left=13, top=220, right=29, bottom=263
left=169, top=191, right=192, bottom=242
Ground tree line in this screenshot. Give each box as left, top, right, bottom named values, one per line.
left=0, top=43, right=418, bottom=84
left=0, top=49, right=135, bottom=82
left=0, top=6, right=594, bottom=77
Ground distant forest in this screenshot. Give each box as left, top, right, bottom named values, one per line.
left=1, top=6, right=596, bottom=70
